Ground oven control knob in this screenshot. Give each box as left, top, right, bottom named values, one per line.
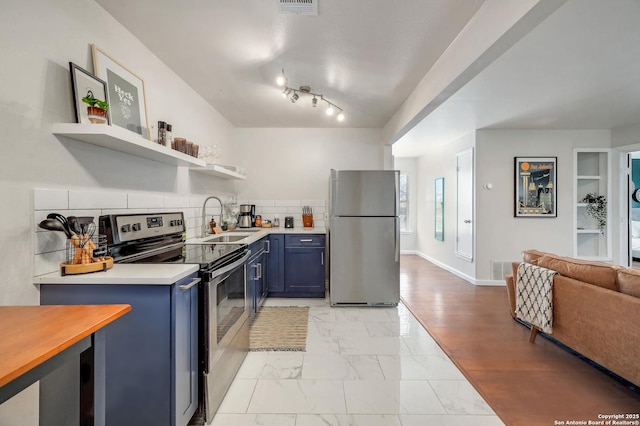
left=169, top=220, right=176, bottom=226
left=120, top=224, right=131, bottom=233
left=132, top=223, right=141, bottom=231
left=177, top=220, right=183, bottom=226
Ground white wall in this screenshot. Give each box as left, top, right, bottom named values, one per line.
left=234, top=128, right=386, bottom=200
left=394, top=157, right=418, bottom=253
left=475, top=129, right=612, bottom=281
left=410, top=129, right=614, bottom=284
left=0, top=0, right=235, bottom=422
left=414, top=133, right=476, bottom=280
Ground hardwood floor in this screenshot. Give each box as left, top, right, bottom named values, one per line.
left=399, top=255, right=640, bottom=426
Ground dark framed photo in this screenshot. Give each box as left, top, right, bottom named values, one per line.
left=69, top=62, right=110, bottom=125
left=91, top=44, right=149, bottom=139
left=515, top=157, right=557, bottom=217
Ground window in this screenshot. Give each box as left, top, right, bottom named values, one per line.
left=399, top=172, right=409, bottom=231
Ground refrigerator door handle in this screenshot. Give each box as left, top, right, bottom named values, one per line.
left=395, top=171, right=400, bottom=215
left=395, top=217, right=400, bottom=262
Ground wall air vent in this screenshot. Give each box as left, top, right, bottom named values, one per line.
left=277, top=0, right=318, bottom=15
left=491, top=260, right=516, bottom=281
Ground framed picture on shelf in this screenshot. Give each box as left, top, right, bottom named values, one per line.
left=515, top=157, right=557, bottom=217
left=69, top=62, right=110, bottom=125
left=91, top=44, right=149, bottom=139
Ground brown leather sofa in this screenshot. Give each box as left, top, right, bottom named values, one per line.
left=505, top=249, right=640, bottom=387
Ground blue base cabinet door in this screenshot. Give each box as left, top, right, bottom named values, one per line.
left=267, top=234, right=285, bottom=293
left=283, top=234, right=326, bottom=297
left=40, top=273, right=199, bottom=426
left=172, top=276, right=199, bottom=426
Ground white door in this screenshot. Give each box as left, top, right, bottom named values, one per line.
left=456, top=148, right=473, bottom=261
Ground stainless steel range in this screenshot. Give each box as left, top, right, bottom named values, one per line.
left=99, top=212, right=250, bottom=424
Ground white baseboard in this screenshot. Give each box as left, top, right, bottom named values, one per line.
left=475, top=279, right=506, bottom=287
left=412, top=252, right=505, bottom=286
left=400, top=250, right=417, bottom=255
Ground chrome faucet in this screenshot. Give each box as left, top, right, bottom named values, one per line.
left=202, top=196, right=224, bottom=237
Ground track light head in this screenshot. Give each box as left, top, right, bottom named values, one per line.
left=312, top=96, right=317, bottom=107
left=337, top=112, right=345, bottom=122
left=276, top=69, right=287, bottom=86
left=325, top=105, right=335, bottom=116
left=290, top=93, right=299, bottom=103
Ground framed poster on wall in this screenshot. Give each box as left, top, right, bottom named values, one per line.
left=91, top=44, right=149, bottom=139
left=515, top=157, right=557, bottom=217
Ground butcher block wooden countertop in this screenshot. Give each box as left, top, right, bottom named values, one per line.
left=0, top=304, right=131, bottom=388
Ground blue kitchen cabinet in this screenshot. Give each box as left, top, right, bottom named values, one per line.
left=39, top=273, right=199, bottom=426
left=267, top=234, right=285, bottom=293
left=283, top=234, right=326, bottom=298
left=248, top=238, right=268, bottom=313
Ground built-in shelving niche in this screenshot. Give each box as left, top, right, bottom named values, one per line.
left=573, top=148, right=611, bottom=261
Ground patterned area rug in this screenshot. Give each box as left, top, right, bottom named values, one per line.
left=249, top=307, right=309, bottom=351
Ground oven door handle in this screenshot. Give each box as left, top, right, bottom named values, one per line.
left=178, top=277, right=201, bottom=291
left=209, top=250, right=250, bottom=280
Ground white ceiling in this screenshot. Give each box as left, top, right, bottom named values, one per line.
left=95, top=0, right=640, bottom=157
left=94, top=0, right=484, bottom=128
left=392, top=0, right=640, bottom=156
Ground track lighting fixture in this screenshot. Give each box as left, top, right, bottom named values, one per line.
left=276, top=69, right=345, bottom=122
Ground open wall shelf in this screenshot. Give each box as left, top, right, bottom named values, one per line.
left=190, top=164, right=246, bottom=180
left=52, top=123, right=206, bottom=167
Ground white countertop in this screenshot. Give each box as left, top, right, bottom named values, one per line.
left=35, top=228, right=324, bottom=285
left=188, top=226, right=326, bottom=245
left=34, top=264, right=199, bottom=285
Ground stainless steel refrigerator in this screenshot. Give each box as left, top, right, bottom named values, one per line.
left=329, top=169, right=400, bottom=306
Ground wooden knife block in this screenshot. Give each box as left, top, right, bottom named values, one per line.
left=302, top=214, right=314, bottom=228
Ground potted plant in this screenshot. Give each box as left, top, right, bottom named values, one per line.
left=581, top=192, right=607, bottom=233
left=82, top=89, right=109, bottom=124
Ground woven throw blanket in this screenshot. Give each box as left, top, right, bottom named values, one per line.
left=515, top=262, right=558, bottom=334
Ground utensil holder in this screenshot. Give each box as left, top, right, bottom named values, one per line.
left=60, top=234, right=113, bottom=276
left=302, top=213, right=314, bottom=228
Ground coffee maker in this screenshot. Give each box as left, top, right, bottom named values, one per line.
left=238, top=204, right=255, bottom=228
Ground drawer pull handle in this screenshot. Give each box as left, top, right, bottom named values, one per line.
left=300, top=239, right=313, bottom=242
left=179, top=277, right=201, bottom=290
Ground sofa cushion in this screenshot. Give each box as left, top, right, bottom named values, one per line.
left=521, top=249, right=551, bottom=265
left=537, top=254, right=619, bottom=291
left=616, top=269, right=640, bottom=298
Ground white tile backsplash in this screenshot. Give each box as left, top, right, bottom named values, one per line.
left=33, top=191, right=326, bottom=276
left=34, top=188, right=68, bottom=211
left=69, top=190, right=127, bottom=210
left=127, top=193, right=165, bottom=209
left=34, top=250, right=65, bottom=277
left=164, top=195, right=190, bottom=208
left=34, top=230, right=66, bottom=255
left=276, top=200, right=302, bottom=207
left=301, top=200, right=326, bottom=207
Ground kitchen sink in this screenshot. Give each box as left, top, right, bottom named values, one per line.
left=230, top=229, right=261, bottom=233
left=202, top=234, right=249, bottom=243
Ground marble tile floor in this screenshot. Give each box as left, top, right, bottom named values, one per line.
left=211, top=298, right=504, bottom=426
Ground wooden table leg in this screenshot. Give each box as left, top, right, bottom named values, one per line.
left=529, top=326, right=539, bottom=343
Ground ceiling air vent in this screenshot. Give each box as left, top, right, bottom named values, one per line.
left=277, top=0, right=318, bottom=16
